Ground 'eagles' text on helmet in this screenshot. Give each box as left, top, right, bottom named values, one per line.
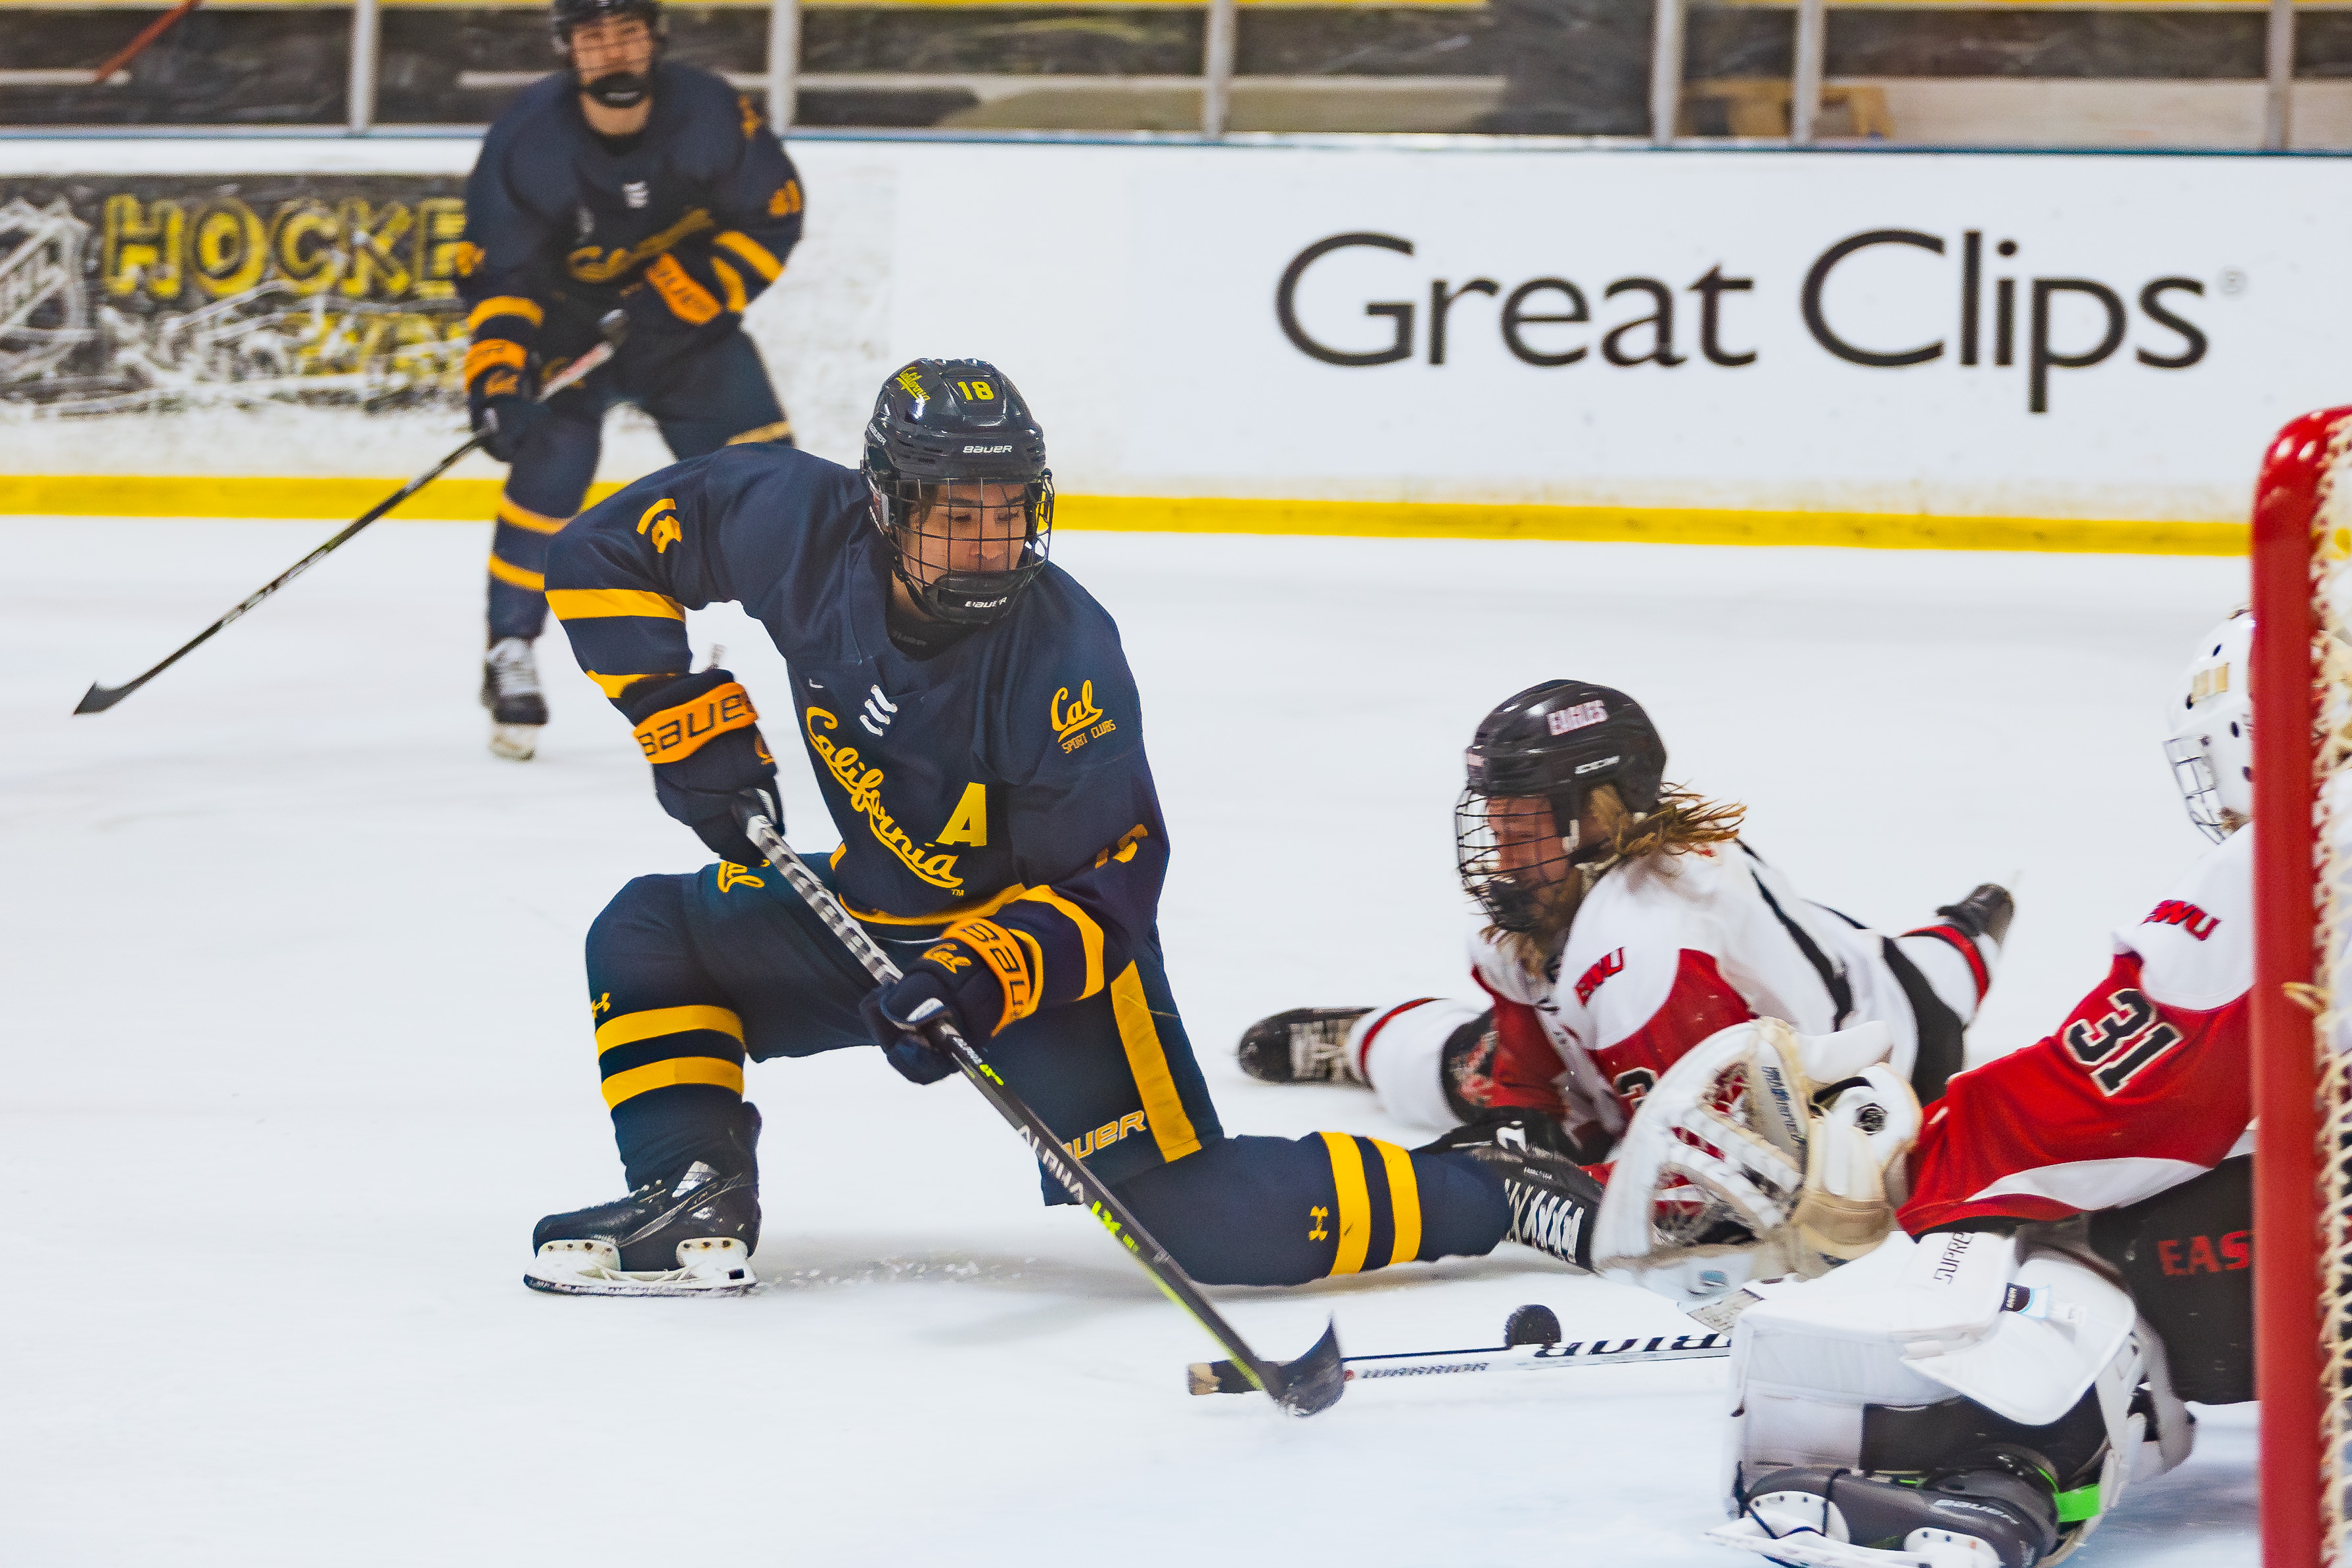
left=2164, top=611, right=2252, bottom=841
left=862, top=359, right=1053, bottom=626
left=1455, top=680, right=1668, bottom=931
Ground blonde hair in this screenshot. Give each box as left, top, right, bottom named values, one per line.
left=1488, top=783, right=1747, bottom=968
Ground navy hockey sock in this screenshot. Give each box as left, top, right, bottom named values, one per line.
left=586, top=874, right=750, bottom=1187
left=1111, top=1133, right=1510, bottom=1287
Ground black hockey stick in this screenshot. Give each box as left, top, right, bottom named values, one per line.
left=737, top=808, right=1346, bottom=1417
left=74, top=311, right=628, bottom=716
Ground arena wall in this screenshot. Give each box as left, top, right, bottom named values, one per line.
left=3, top=131, right=2344, bottom=551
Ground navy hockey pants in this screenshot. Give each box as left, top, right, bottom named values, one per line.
left=486, top=322, right=791, bottom=643
left=579, top=862, right=1511, bottom=1287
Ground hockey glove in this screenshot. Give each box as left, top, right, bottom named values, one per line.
left=622, top=254, right=739, bottom=350
left=620, top=668, right=779, bottom=867
left=467, top=361, right=551, bottom=463
left=859, top=922, right=1037, bottom=1084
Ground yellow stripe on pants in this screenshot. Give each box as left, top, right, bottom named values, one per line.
left=1110, top=963, right=1201, bottom=1162
left=1318, top=1131, right=1373, bottom=1276
left=1373, top=1138, right=1421, bottom=1266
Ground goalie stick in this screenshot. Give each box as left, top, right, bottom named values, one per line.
left=74, top=311, right=628, bottom=716
left=736, top=806, right=1347, bottom=1418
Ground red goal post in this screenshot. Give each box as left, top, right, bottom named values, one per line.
left=2251, top=405, right=2352, bottom=1568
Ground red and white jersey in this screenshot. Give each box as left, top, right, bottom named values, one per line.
left=1900, top=825, right=2253, bottom=1234
left=1471, top=839, right=1951, bottom=1149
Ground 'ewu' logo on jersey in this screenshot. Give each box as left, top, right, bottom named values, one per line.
left=2144, top=900, right=2222, bottom=941
left=1575, top=947, right=1626, bottom=1004
left=2063, top=987, right=2184, bottom=1095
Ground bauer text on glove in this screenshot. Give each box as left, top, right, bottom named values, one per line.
left=620, top=668, right=779, bottom=865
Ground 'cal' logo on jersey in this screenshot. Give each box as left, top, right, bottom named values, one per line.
left=1575, top=947, right=1626, bottom=1003
left=1548, top=700, right=1607, bottom=735
left=1053, top=680, right=1115, bottom=752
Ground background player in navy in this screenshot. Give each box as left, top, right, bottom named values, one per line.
left=522, top=359, right=1602, bottom=1297
left=457, top=0, right=804, bottom=760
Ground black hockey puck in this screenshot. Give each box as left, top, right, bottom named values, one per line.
left=1503, top=1304, right=1561, bottom=1347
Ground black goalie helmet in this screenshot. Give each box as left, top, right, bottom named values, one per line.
left=1454, top=680, right=1668, bottom=931
left=551, top=0, right=664, bottom=106
left=862, top=358, right=1054, bottom=626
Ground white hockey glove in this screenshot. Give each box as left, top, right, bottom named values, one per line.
left=1589, top=1017, right=1920, bottom=1318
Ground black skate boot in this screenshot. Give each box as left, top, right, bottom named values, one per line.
left=1718, top=1454, right=2060, bottom=1568
left=525, top=1106, right=762, bottom=1297
left=1935, top=883, right=2016, bottom=946
left=1235, top=1006, right=1373, bottom=1084
left=1446, top=1123, right=1602, bottom=1271
left=481, top=636, right=548, bottom=762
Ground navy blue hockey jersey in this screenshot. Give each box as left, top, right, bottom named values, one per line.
left=456, top=61, right=804, bottom=389
left=545, top=444, right=1166, bottom=1024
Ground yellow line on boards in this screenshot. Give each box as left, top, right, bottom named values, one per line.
left=0, top=475, right=628, bottom=523
left=1050, top=494, right=2250, bottom=557
left=0, top=476, right=2249, bottom=557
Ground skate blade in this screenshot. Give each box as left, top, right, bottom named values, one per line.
left=489, top=724, right=542, bottom=762
left=523, top=1237, right=756, bottom=1298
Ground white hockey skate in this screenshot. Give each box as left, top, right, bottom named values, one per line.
left=481, top=636, right=547, bottom=762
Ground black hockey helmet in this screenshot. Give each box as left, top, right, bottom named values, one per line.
left=552, top=0, right=662, bottom=40
left=862, top=358, right=1054, bottom=626
left=1454, top=680, right=1668, bottom=931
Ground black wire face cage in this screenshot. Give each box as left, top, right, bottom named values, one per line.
left=869, top=473, right=1055, bottom=626
left=1454, top=787, right=1578, bottom=933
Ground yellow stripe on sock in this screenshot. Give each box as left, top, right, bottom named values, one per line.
left=1111, top=963, right=1201, bottom=1163
left=595, top=1005, right=745, bottom=1054
left=1374, top=1138, right=1421, bottom=1266
left=1319, top=1131, right=1372, bottom=1276
left=545, top=588, right=683, bottom=621
left=599, top=1056, right=744, bottom=1109
left=496, top=495, right=570, bottom=535
left=486, top=552, right=543, bottom=591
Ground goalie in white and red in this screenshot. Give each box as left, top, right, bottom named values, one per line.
left=1234, top=678, right=2008, bottom=1165
left=1703, top=609, right=2257, bottom=1568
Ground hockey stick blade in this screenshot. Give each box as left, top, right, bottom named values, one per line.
left=1189, top=1329, right=1732, bottom=1395
left=75, top=315, right=624, bottom=716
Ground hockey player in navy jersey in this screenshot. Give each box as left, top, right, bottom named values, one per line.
left=521, top=359, right=1605, bottom=1297
left=456, top=0, right=804, bottom=761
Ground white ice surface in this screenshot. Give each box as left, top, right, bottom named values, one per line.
left=0, top=520, right=2257, bottom=1565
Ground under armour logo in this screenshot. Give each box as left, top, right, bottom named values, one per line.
left=1308, top=1206, right=1329, bottom=1241
left=860, top=683, right=899, bottom=737
left=591, top=992, right=611, bottom=1016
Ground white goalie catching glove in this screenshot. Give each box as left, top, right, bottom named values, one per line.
left=1590, top=1017, right=1922, bottom=1319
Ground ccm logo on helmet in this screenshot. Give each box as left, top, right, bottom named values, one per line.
left=962, top=444, right=1013, bottom=453
left=1548, top=701, right=1607, bottom=735
left=1573, top=755, right=1619, bottom=775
